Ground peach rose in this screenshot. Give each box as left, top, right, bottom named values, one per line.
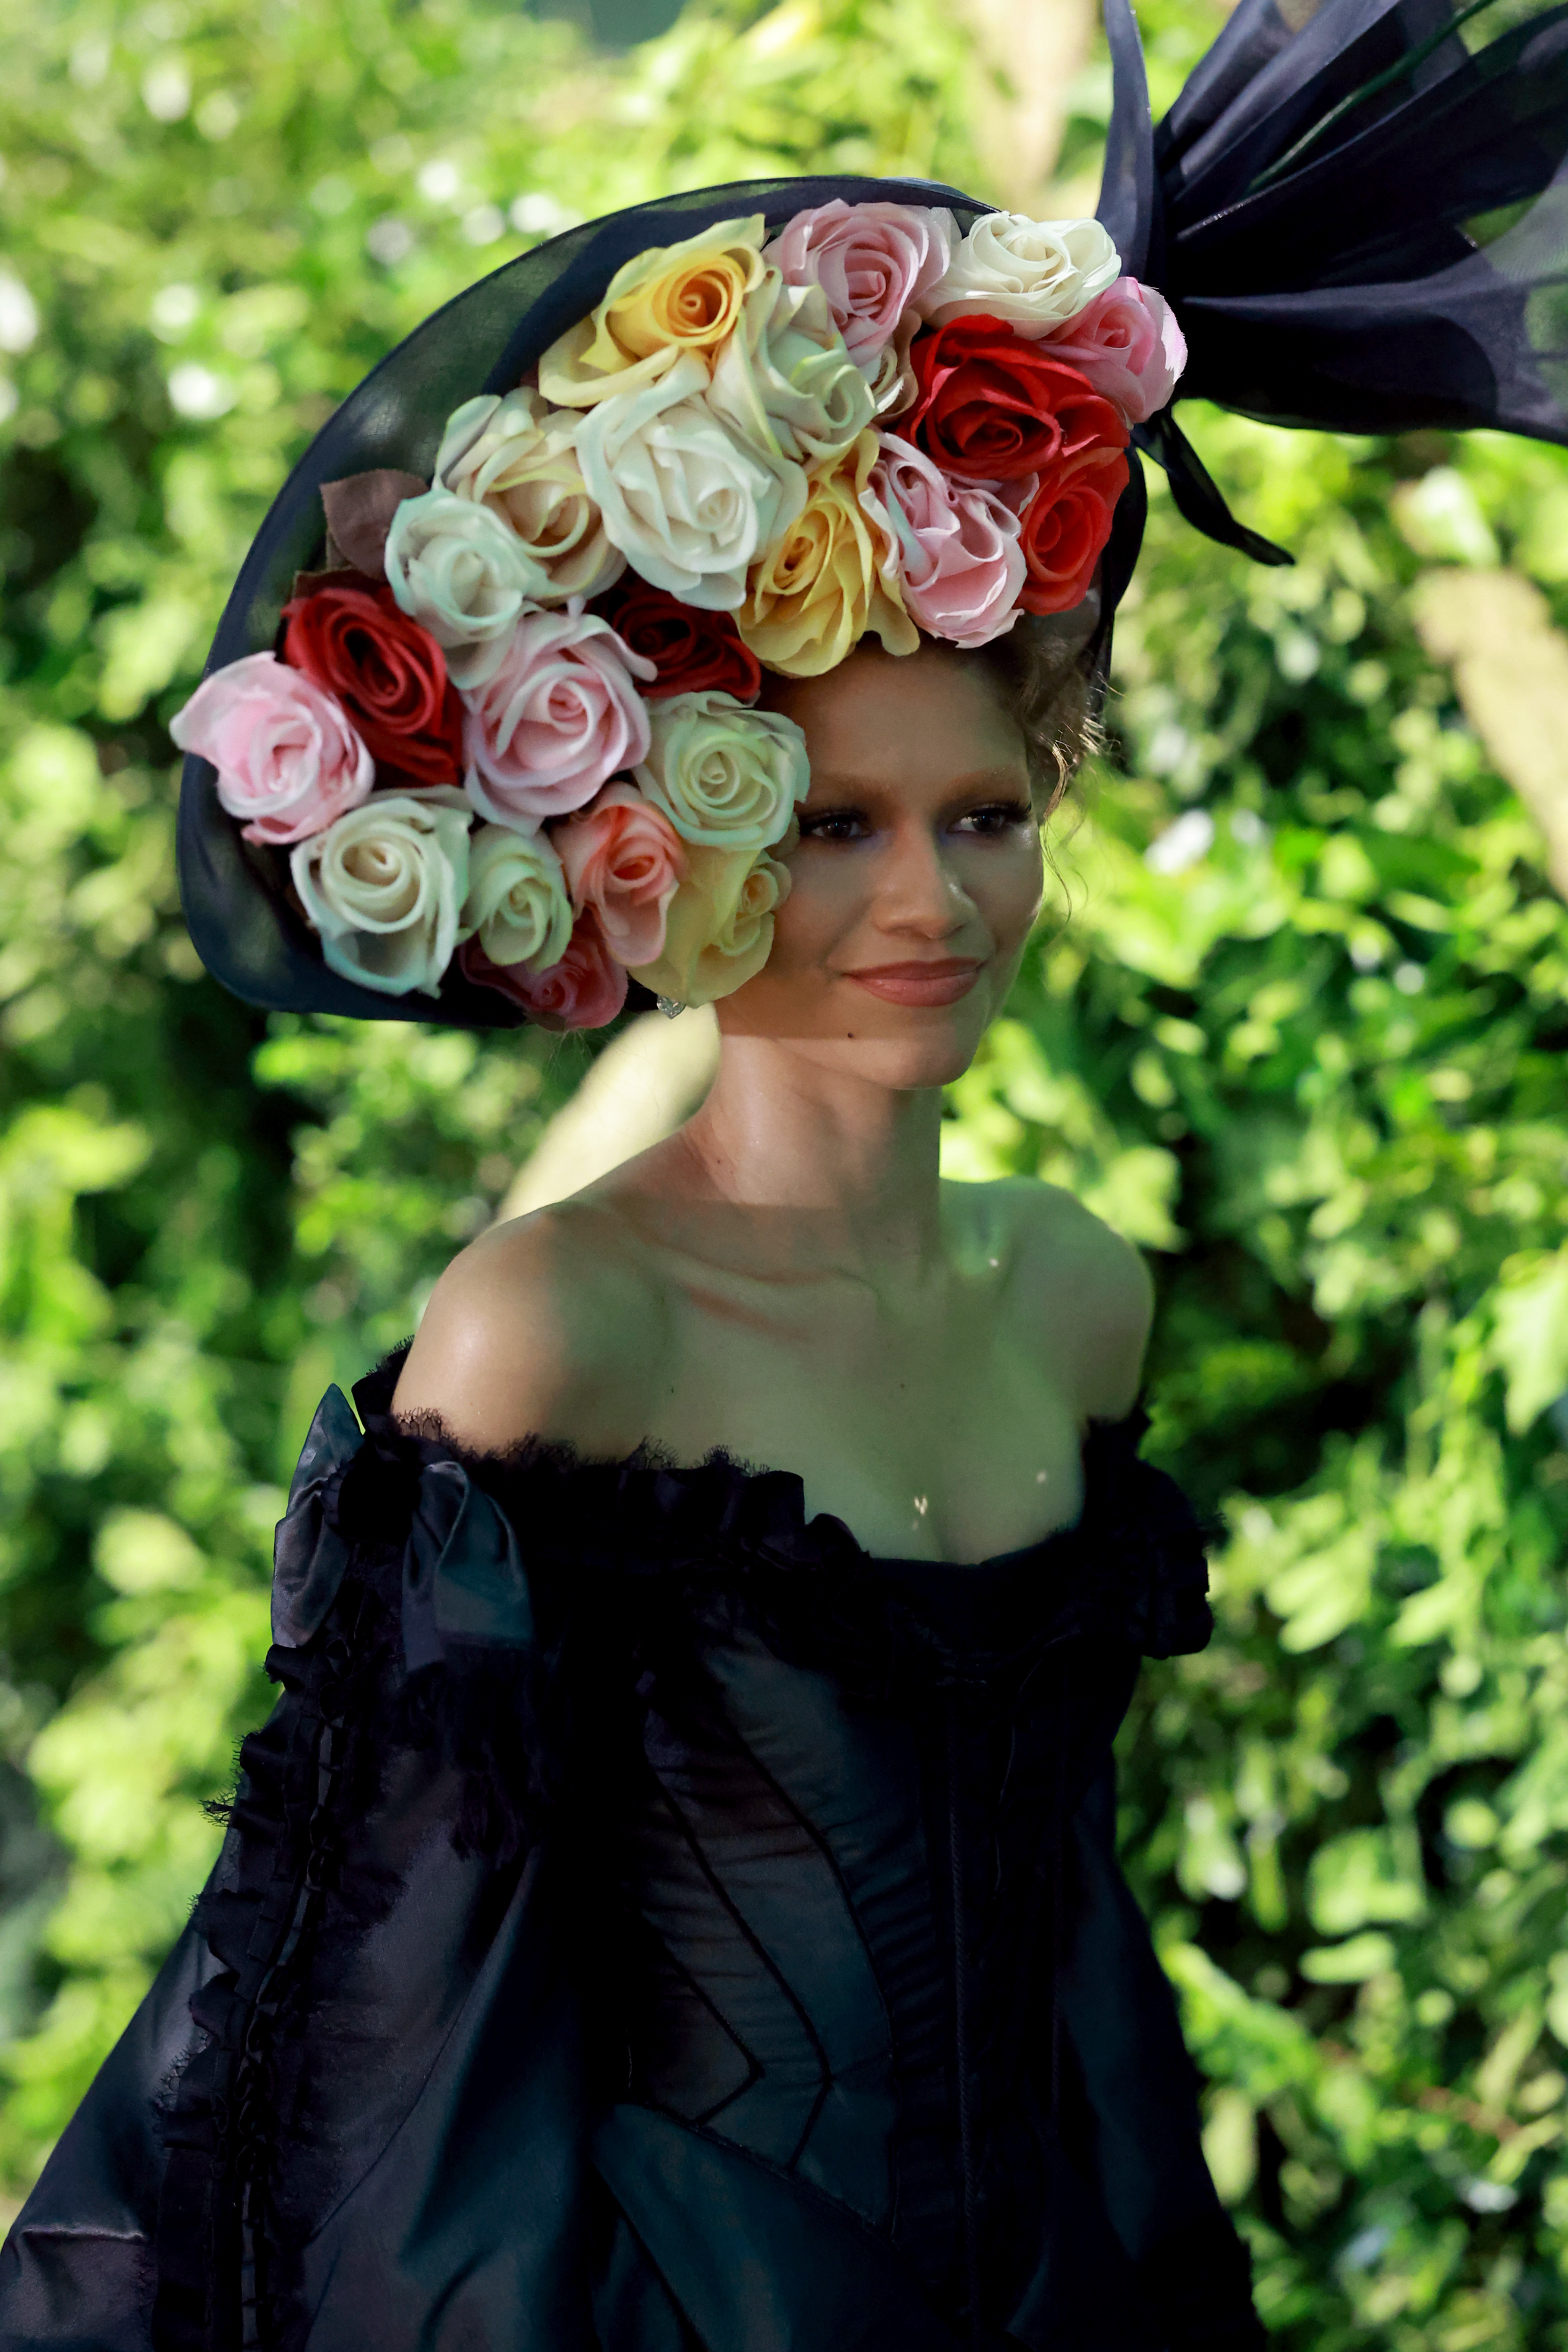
left=461, top=911, right=629, bottom=1031
left=462, top=601, right=656, bottom=833
left=553, top=780, right=686, bottom=969
left=436, top=389, right=626, bottom=602
left=539, top=217, right=767, bottom=407
left=1037, top=277, right=1186, bottom=425
left=170, top=653, right=374, bottom=845
left=873, top=434, right=1025, bottom=650
left=764, top=199, right=954, bottom=367
left=737, top=430, right=918, bottom=677
left=626, top=841, right=791, bottom=1009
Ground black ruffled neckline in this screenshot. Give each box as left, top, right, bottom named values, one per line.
left=344, top=1347, right=1214, bottom=1671
left=358, top=1343, right=1124, bottom=1576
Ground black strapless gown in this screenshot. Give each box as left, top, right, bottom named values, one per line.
left=0, top=1351, right=1264, bottom=2352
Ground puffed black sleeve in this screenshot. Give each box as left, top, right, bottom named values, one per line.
left=0, top=1382, right=596, bottom=2352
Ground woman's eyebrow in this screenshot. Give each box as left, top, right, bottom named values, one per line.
left=802, top=764, right=1027, bottom=796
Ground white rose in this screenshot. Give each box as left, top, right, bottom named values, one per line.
left=291, top=788, right=471, bottom=998
left=384, top=485, right=550, bottom=688
left=461, top=821, right=574, bottom=971
left=920, top=213, right=1121, bottom=337
left=575, top=351, right=806, bottom=612
left=708, top=271, right=875, bottom=471
left=633, top=691, right=809, bottom=853
left=436, top=390, right=626, bottom=603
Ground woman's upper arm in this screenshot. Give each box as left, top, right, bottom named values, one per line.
left=391, top=1211, right=661, bottom=1455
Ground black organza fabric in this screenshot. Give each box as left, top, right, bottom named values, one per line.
left=0, top=1355, right=1262, bottom=2352
left=1100, top=0, right=1568, bottom=563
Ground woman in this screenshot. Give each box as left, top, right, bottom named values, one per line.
left=5, top=0, right=1567, bottom=2344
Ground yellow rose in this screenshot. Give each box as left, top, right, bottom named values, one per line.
left=539, top=217, right=767, bottom=409
left=627, top=840, right=791, bottom=1008
left=737, top=431, right=919, bottom=678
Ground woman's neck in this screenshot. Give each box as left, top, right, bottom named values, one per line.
left=667, top=1034, right=946, bottom=1277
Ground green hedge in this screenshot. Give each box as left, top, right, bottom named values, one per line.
left=3, top=0, right=1568, bottom=2341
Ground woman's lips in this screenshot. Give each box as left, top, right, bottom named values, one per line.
left=843, top=959, right=983, bottom=1007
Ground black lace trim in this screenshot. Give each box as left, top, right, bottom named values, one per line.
left=151, top=1574, right=392, bottom=2352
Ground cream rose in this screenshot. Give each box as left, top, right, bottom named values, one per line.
left=708, top=270, right=875, bottom=470
left=575, top=351, right=806, bottom=612
left=436, top=390, right=625, bottom=602
left=626, top=842, right=790, bottom=1008
left=539, top=216, right=767, bottom=407
left=462, top=821, right=574, bottom=971
left=462, top=601, right=656, bottom=833
left=921, top=213, right=1121, bottom=337
left=633, top=691, right=808, bottom=853
left=737, top=430, right=918, bottom=677
left=384, top=486, right=550, bottom=689
left=290, top=788, right=471, bottom=998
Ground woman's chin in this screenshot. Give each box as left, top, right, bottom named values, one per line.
left=780, top=1012, right=992, bottom=1090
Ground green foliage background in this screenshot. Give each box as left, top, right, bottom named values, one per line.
left=3, top=0, right=1568, bottom=2341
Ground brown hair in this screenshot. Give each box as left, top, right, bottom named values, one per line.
left=963, top=616, right=1100, bottom=818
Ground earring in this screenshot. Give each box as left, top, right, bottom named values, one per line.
left=655, top=996, right=686, bottom=1019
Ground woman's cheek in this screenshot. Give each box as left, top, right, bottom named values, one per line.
left=963, top=835, right=1044, bottom=951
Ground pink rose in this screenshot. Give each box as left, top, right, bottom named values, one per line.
left=872, top=435, right=1026, bottom=650
left=460, top=910, right=628, bottom=1031
left=462, top=602, right=657, bottom=833
left=764, top=200, right=954, bottom=370
left=1038, top=277, right=1186, bottom=426
left=553, top=781, right=686, bottom=969
left=170, top=653, right=374, bottom=845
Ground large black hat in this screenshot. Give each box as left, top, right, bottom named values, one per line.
left=178, top=0, right=1568, bottom=1027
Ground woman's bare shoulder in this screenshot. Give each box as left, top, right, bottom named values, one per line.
left=955, top=1176, right=1153, bottom=1421
left=390, top=1199, right=670, bottom=1456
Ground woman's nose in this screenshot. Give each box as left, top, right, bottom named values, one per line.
left=876, top=823, right=976, bottom=937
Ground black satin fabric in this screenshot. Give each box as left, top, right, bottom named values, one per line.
left=0, top=1355, right=1263, bottom=2352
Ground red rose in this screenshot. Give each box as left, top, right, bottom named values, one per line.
left=281, top=580, right=463, bottom=786
left=458, top=914, right=629, bottom=1033
left=1016, top=445, right=1130, bottom=615
left=906, top=314, right=1130, bottom=486
left=593, top=578, right=762, bottom=703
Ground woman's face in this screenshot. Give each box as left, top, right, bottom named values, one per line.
left=720, top=641, right=1044, bottom=1089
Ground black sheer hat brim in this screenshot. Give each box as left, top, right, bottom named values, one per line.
left=177, top=175, right=987, bottom=1030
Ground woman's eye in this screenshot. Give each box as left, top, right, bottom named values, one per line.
left=797, top=810, right=869, bottom=843
left=954, top=802, right=1033, bottom=836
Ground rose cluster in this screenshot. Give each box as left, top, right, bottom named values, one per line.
left=173, top=200, right=1183, bottom=1025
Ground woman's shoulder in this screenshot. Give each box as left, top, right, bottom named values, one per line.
left=391, top=1199, right=670, bottom=1456
left=947, top=1176, right=1153, bottom=1421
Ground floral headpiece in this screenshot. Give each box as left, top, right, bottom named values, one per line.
left=172, top=202, right=1182, bottom=1030
left=177, top=0, right=1568, bottom=1029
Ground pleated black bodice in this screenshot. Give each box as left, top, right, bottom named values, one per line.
left=0, top=1351, right=1263, bottom=2352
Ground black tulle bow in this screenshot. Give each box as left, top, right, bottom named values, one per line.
left=1097, top=0, right=1568, bottom=569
